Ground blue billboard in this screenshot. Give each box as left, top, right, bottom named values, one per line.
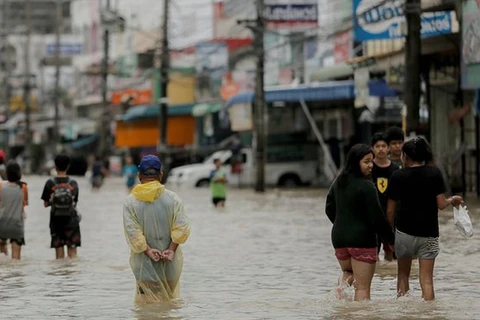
left=353, top=0, right=454, bottom=41
left=46, top=43, right=83, bottom=56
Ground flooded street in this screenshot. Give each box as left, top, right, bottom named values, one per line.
left=0, top=176, right=479, bottom=319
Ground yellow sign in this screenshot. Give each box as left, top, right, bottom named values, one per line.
left=9, top=95, right=38, bottom=112
left=377, top=178, right=388, bottom=194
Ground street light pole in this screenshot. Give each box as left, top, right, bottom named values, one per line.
left=159, top=0, right=170, bottom=148
left=254, top=0, right=266, bottom=193
left=157, top=0, right=171, bottom=177
left=53, top=0, right=62, bottom=151
left=404, top=0, right=421, bottom=135
left=23, top=0, right=33, bottom=173
left=237, top=0, right=266, bottom=192
left=1, top=1, right=12, bottom=145
left=99, top=0, right=111, bottom=157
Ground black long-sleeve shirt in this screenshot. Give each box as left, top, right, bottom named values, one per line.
left=325, top=175, right=394, bottom=248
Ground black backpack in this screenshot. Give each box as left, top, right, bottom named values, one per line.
left=51, top=179, right=75, bottom=217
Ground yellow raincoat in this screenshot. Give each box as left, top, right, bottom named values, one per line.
left=123, top=181, right=190, bottom=303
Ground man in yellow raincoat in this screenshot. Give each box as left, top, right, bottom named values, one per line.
left=123, top=155, right=190, bottom=303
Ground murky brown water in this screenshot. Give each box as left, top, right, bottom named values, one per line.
left=0, top=176, right=479, bottom=319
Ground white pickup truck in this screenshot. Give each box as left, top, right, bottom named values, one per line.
left=167, top=147, right=319, bottom=188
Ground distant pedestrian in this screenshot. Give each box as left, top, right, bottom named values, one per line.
left=210, top=158, right=227, bottom=207
left=123, top=155, right=190, bottom=302
left=0, top=161, right=28, bottom=259
left=41, top=154, right=81, bottom=259
left=123, top=156, right=138, bottom=192
left=91, top=155, right=107, bottom=190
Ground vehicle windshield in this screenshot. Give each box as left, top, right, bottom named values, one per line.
left=203, top=150, right=230, bottom=164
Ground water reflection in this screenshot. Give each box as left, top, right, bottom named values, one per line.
left=327, top=300, right=451, bottom=320
left=46, top=260, right=79, bottom=277
left=134, top=300, right=184, bottom=320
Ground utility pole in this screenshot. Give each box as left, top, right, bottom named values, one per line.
left=238, top=0, right=266, bottom=192
left=1, top=0, right=11, bottom=135
left=53, top=0, right=62, bottom=151
left=99, top=0, right=111, bottom=157
left=254, top=0, right=266, bottom=192
left=158, top=0, right=170, bottom=174
left=23, top=0, right=32, bottom=173
left=404, top=0, right=421, bottom=135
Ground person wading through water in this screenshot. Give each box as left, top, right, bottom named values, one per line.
left=326, top=144, right=394, bottom=301
left=123, top=155, right=191, bottom=303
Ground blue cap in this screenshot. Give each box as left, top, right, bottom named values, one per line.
left=139, top=155, right=162, bottom=174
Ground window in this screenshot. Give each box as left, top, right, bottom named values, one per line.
left=328, top=118, right=338, bottom=139
left=224, top=153, right=247, bottom=165
left=62, top=2, right=71, bottom=18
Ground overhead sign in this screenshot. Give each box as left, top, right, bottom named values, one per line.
left=228, top=103, right=253, bottom=131
left=46, top=43, right=83, bottom=56
left=354, top=67, right=370, bottom=109
left=265, top=1, right=318, bottom=30
left=353, top=0, right=453, bottom=41
left=334, top=30, right=352, bottom=63
left=195, top=42, right=229, bottom=100
left=9, top=95, right=38, bottom=112
left=221, top=81, right=240, bottom=101
left=195, top=42, right=228, bottom=74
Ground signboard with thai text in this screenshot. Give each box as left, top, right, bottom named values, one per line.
left=353, top=0, right=453, bottom=41
left=265, top=1, right=318, bottom=31
left=46, top=43, right=83, bottom=56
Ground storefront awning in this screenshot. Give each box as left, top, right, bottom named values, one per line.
left=120, top=103, right=194, bottom=122
left=225, top=81, right=355, bottom=108
left=192, top=102, right=222, bottom=117
left=71, top=134, right=99, bottom=149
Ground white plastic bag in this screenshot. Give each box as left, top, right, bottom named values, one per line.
left=453, top=205, right=473, bottom=238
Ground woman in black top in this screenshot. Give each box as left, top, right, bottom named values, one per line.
left=326, top=144, right=394, bottom=301
left=387, top=137, right=463, bottom=301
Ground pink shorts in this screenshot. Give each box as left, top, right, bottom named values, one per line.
left=335, top=247, right=378, bottom=264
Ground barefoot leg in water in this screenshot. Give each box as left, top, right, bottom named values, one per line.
left=336, top=258, right=353, bottom=299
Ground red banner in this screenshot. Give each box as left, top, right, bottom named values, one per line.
left=111, top=89, right=152, bottom=106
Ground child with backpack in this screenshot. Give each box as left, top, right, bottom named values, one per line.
left=0, top=161, right=28, bottom=259
left=41, top=154, right=81, bottom=259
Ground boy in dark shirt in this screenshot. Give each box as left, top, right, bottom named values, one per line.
left=41, top=154, right=81, bottom=259
left=385, top=126, right=405, bottom=168
left=371, top=133, right=399, bottom=261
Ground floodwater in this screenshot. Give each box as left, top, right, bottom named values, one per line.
left=0, top=176, right=479, bottom=319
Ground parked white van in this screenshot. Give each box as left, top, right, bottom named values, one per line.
left=167, top=147, right=319, bottom=188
